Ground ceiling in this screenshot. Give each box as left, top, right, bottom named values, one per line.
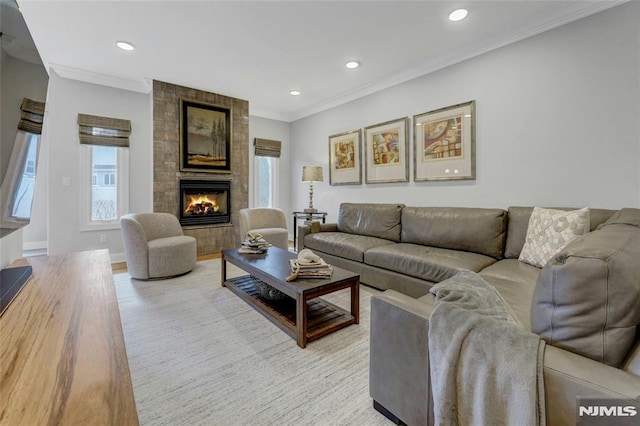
left=12, top=1, right=625, bottom=122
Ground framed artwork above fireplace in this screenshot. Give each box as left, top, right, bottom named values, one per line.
left=180, top=98, right=232, bottom=173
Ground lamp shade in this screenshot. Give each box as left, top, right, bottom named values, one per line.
left=301, top=165, right=323, bottom=183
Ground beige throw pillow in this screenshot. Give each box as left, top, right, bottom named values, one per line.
left=519, top=207, right=590, bottom=268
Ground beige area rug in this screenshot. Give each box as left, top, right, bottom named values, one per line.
left=113, top=259, right=392, bottom=426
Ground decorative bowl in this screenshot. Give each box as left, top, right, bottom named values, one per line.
left=251, top=276, right=287, bottom=301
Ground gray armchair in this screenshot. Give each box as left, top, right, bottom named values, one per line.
left=239, top=208, right=289, bottom=250
left=120, top=212, right=197, bottom=280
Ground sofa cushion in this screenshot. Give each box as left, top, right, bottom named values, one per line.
left=518, top=207, right=590, bottom=268
left=337, top=203, right=404, bottom=242
left=304, top=232, right=395, bottom=262
left=400, top=207, right=507, bottom=259
left=504, top=206, right=616, bottom=259
left=479, top=259, right=541, bottom=331
left=364, top=243, right=496, bottom=283
left=531, top=208, right=640, bottom=367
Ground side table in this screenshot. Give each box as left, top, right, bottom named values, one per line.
left=292, top=211, right=327, bottom=251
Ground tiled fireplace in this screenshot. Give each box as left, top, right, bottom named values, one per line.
left=153, top=80, right=249, bottom=256
left=179, top=179, right=231, bottom=226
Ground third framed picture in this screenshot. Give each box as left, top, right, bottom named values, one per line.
left=413, top=100, right=476, bottom=181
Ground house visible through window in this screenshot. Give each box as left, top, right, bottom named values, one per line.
left=91, top=146, right=118, bottom=221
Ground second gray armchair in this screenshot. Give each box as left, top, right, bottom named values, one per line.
left=239, top=208, right=289, bottom=250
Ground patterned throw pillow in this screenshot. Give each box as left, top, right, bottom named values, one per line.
left=519, top=207, right=590, bottom=268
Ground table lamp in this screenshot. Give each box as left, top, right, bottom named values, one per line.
left=301, top=165, right=323, bottom=213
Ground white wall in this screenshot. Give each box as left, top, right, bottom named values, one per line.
left=290, top=2, right=640, bottom=222
left=248, top=115, right=292, bottom=235
left=0, top=230, right=23, bottom=269
left=44, top=70, right=152, bottom=262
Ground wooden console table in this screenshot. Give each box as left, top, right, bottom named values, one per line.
left=0, top=250, right=139, bottom=425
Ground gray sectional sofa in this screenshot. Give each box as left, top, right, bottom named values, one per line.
left=298, top=203, right=640, bottom=425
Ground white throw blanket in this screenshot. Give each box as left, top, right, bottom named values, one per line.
left=428, top=271, right=546, bottom=426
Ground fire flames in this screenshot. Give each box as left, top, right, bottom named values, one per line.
left=185, top=194, right=219, bottom=216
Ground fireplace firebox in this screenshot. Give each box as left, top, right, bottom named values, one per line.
left=179, top=179, right=230, bottom=226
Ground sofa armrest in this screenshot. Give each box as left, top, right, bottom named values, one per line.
left=544, top=345, right=640, bottom=425
left=370, top=290, right=435, bottom=425
left=297, top=222, right=338, bottom=252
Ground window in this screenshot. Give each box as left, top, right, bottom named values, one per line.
left=92, top=146, right=117, bottom=220
left=77, top=112, right=130, bottom=231
left=9, top=132, right=39, bottom=220
left=254, top=156, right=278, bottom=208
left=253, top=138, right=281, bottom=208
left=79, top=145, right=129, bottom=230
left=102, top=173, right=115, bottom=186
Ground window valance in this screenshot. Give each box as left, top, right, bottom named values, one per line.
left=18, top=98, right=45, bottom=135
left=78, top=113, right=131, bottom=147
left=254, top=138, right=281, bottom=158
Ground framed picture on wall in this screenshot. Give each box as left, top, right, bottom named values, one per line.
left=328, top=129, right=362, bottom=185
left=364, top=117, right=409, bottom=184
left=413, top=100, right=476, bottom=181
left=179, top=98, right=232, bottom=173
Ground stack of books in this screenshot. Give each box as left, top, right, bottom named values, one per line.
left=239, top=233, right=270, bottom=254
left=289, top=258, right=333, bottom=279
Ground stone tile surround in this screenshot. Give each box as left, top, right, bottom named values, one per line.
left=152, top=80, right=249, bottom=256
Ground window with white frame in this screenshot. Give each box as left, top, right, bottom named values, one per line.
left=254, top=156, right=278, bottom=207
left=253, top=138, right=281, bottom=208
left=79, top=145, right=129, bottom=229
left=77, top=113, right=130, bottom=231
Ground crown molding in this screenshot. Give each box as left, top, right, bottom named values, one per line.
left=248, top=105, right=290, bottom=122
left=285, top=0, right=626, bottom=123
left=50, top=63, right=152, bottom=94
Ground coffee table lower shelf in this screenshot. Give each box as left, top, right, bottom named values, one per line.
left=224, top=275, right=356, bottom=346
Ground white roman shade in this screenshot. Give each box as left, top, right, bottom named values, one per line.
left=254, top=138, right=281, bottom=158
left=78, top=113, right=131, bottom=147
left=18, top=98, right=45, bottom=135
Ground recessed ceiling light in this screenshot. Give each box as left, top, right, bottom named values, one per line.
left=345, top=61, right=360, bottom=69
left=116, top=41, right=135, bottom=51
left=290, top=90, right=301, bottom=96
left=448, top=9, right=468, bottom=22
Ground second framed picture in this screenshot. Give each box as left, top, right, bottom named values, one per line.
left=329, top=129, right=362, bottom=185
left=364, top=117, right=409, bottom=184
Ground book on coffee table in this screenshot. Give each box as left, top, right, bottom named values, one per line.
left=289, top=259, right=333, bottom=278
left=239, top=234, right=271, bottom=254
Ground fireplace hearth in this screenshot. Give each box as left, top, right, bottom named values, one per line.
left=179, top=179, right=230, bottom=226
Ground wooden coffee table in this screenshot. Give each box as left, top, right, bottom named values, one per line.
left=221, top=247, right=360, bottom=348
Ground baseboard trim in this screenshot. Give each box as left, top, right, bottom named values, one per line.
left=23, top=241, right=47, bottom=250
